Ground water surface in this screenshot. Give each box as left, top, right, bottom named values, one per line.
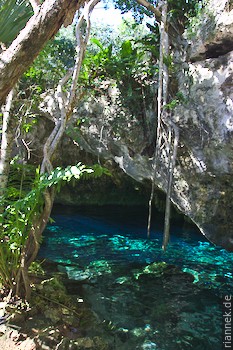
left=39, top=205, right=233, bottom=349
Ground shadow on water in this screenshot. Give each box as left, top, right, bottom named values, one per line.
left=39, top=204, right=233, bottom=350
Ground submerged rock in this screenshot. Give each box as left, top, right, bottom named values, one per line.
left=81, top=261, right=221, bottom=350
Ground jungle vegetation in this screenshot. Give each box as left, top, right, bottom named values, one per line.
left=0, top=0, right=205, bottom=299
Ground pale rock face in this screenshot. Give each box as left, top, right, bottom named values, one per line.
left=64, top=2, right=233, bottom=251
left=65, top=50, right=232, bottom=250
left=28, top=2, right=232, bottom=250
left=171, top=48, right=233, bottom=251
left=187, top=0, right=233, bottom=61
left=175, top=51, right=233, bottom=173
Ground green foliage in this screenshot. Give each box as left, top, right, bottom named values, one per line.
left=89, top=18, right=150, bottom=55
left=113, top=0, right=202, bottom=24
left=6, top=160, right=37, bottom=201
left=186, top=1, right=209, bottom=39
left=114, top=0, right=153, bottom=22
left=167, top=0, right=203, bottom=23
left=80, top=33, right=158, bottom=129
left=164, top=91, right=187, bottom=110
left=16, top=29, right=76, bottom=140
left=22, top=117, right=37, bottom=133
left=0, top=162, right=109, bottom=289
left=120, top=39, right=133, bottom=57
left=0, top=0, right=33, bottom=45
left=88, top=22, right=118, bottom=55
left=28, top=261, right=45, bottom=276
left=22, top=36, right=76, bottom=92
left=82, top=17, right=159, bottom=85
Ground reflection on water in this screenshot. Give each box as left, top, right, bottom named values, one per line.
left=39, top=205, right=233, bottom=350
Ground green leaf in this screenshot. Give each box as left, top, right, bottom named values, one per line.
left=0, top=0, right=33, bottom=44
left=90, top=38, right=104, bottom=50
left=120, top=40, right=133, bottom=58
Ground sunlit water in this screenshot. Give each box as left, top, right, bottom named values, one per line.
left=39, top=205, right=233, bottom=350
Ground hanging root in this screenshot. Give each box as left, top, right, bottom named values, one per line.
left=147, top=1, right=168, bottom=239
left=162, top=123, right=179, bottom=251
left=147, top=179, right=155, bottom=238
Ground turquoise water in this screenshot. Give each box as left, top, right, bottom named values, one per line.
left=39, top=205, right=233, bottom=349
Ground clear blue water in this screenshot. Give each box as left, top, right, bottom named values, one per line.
left=39, top=205, right=233, bottom=350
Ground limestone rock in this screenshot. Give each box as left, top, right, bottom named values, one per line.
left=186, top=0, right=233, bottom=61
left=62, top=2, right=233, bottom=251
left=26, top=0, right=233, bottom=251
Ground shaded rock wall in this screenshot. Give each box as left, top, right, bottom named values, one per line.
left=187, top=0, right=233, bottom=61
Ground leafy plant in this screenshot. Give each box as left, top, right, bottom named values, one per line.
left=28, top=261, right=45, bottom=276
left=80, top=34, right=158, bottom=134
left=164, top=91, right=187, bottom=110
left=0, top=162, right=109, bottom=291
left=185, top=1, right=209, bottom=39
left=0, top=0, right=33, bottom=45
left=114, top=0, right=202, bottom=25
left=21, top=33, right=76, bottom=94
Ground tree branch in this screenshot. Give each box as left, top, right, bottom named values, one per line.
left=136, top=0, right=162, bottom=21
left=0, top=89, right=16, bottom=199
left=66, top=0, right=100, bottom=114
left=0, top=0, right=83, bottom=106
left=29, top=0, right=41, bottom=13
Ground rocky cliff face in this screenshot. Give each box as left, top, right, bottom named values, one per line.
left=171, top=45, right=233, bottom=250
left=26, top=1, right=232, bottom=250
left=168, top=0, right=233, bottom=251
left=60, top=0, right=233, bottom=251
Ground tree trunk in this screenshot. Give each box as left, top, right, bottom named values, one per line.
left=0, top=0, right=83, bottom=106
left=15, top=0, right=99, bottom=299
left=0, top=89, right=15, bottom=200
left=16, top=187, right=54, bottom=300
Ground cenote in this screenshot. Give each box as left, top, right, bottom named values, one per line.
left=39, top=205, right=233, bottom=350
